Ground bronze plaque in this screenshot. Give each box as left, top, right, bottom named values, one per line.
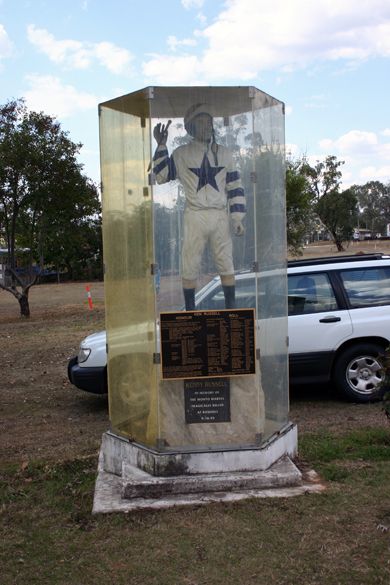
left=160, top=309, right=255, bottom=380
left=184, top=379, right=230, bottom=424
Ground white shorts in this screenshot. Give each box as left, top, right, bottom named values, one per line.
left=181, top=208, right=234, bottom=280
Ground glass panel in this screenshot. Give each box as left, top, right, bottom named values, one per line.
left=100, top=86, right=288, bottom=451
left=340, top=267, right=390, bottom=308
left=288, top=273, right=338, bottom=314
left=196, top=275, right=257, bottom=311
left=253, top=98, right=289, bottom=436
left=100, top=104, right=158, bottom=446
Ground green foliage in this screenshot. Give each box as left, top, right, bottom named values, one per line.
left=0, top=98, right=101, bottom=314
left=302, top=155, right=344, bottom=202
left=285, top=158, right=313, bottom=255
left=350, top=180, right=390, bottom=235
left=301, top=155, right=359, bottom=251
left=315, top=188, right=357, bottom=251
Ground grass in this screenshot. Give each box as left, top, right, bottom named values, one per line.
left=1, top=277, right=390, bottom=584
left=1, top=434, right=390, bottom=585
left=300, top=428, right=390, bottom=465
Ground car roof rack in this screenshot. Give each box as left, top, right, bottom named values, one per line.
left=288, top=253, right=389, bottom=267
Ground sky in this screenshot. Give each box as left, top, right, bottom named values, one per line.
left=0, top=0, right=389, bottom=189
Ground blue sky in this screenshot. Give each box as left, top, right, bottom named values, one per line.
left=1, top=0, right=389, bottom=188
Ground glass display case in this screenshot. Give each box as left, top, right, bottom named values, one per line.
left=99, top=86, right=288, bottom=452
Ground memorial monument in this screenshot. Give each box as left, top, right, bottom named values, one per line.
left=94, top=86, right=300, bottom=511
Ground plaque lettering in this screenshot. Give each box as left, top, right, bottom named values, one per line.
left=184, top=379, right=230, bottom=423
left=160, top=309, right=255, bottom=380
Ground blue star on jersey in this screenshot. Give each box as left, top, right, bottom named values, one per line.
left=189, top=154, right=224, bottom=192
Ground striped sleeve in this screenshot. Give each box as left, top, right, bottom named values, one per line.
left=226, top=168, right=246, bottom=220
left=152, top=145, right=177, bottom=184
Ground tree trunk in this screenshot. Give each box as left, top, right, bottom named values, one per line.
left=331, top=231, right=345, bottom=252
left=18, top=293, right=30, bottom=317
left=335, top=240, right=345, bottom=252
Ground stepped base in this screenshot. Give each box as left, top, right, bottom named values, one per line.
left=92, top=424, right=324, bottom=513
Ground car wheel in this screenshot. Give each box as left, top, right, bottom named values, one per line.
left=333, top=343, right=386, bottom=402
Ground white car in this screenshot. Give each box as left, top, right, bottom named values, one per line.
left=68, top=253, right=390, bottom=403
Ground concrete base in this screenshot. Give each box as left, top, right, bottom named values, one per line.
left=102, top=423, right=299, bottom=477
left=92, top=423, right=325, bottom=514
left=121, top=456, right=302, bottom=499
left=93, top=451, right=324, bottom=513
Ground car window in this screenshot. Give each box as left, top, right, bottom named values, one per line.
left=197, top=278, right=256, bottom=310
left=340, top=267, right=390, bottom=308
left=288, top=272, right=338, bottom=315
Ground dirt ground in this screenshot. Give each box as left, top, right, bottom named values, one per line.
left=290, top=237, right=390, bottom=259
left=1, top=241, right=388, bottom=465
left=0, top=282, right=107, bottom=464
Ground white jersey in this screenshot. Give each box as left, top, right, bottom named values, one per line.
left=152, top=139, right=246, bottom=222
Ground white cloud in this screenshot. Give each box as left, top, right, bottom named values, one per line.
left=181, top=0, right=204, bottom=9
left=0, top=24, right=13, bottom=61
left=286, top=143, right=300, bottom=157
left=359, top=165, right=390, bottom=182
left=143, top=0, right=390, bottom=83
left=167, top=35, right=197, bottom=52
left=24, top=74, right=98, bottom=118
left=196, top=12, right=207, bottom=25
left=320, top=130, right=379, bottom=154
left=318, top=128, right=390, bottom=186
left=27, top=24, right=133, bottom=75
left=94, top=41, right=133, bottom=74
left=142, top=54, right=203, bottom=84
left=318, top=138, right=334, bottom=151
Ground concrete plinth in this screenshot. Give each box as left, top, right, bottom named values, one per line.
left=102, top=422, right=298, bottom=477
left=92, top=451, right=325, bottom=514
left=91, top=422, right=325, bottom=514
left=121, top=457, right=302, bottom=499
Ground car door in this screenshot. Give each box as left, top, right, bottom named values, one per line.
left=288, top=270, right=353, bottom=381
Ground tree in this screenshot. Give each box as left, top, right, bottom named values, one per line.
left=302, top=155, right=344, bottom=202
left=0, top=99, right=100, bottom=316
left=16, top=173, right=101, bottom=280
left=351, top=181, right=390, bottom=235
left=301, top=155, right=357, bottom=251
left=37, top=216, right=103, bottom=281
left=285, top=158, right=314, bottom=255
left=316, top=188, right=357, bottom=251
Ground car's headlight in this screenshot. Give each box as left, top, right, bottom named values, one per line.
left=78, top=347, right=91, bottom=364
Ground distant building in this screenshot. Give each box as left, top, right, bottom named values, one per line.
left=353, top=229, right=373, bottom=241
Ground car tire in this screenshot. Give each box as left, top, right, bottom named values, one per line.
left=333, top=342, right=386, bottom=402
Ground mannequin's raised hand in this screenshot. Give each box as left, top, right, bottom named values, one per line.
left=153, top=120, right=172, bottom=146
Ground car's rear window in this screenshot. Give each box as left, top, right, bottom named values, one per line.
left=340, top=266, right=390, bottom=308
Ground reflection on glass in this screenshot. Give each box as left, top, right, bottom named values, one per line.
left=341, top=268, right=390, bottom=308
left=100, top=87, right=288, bottom=450
left=100, top=106, right=157, bottom=445
left=288, top=273, right=338, bottom=314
